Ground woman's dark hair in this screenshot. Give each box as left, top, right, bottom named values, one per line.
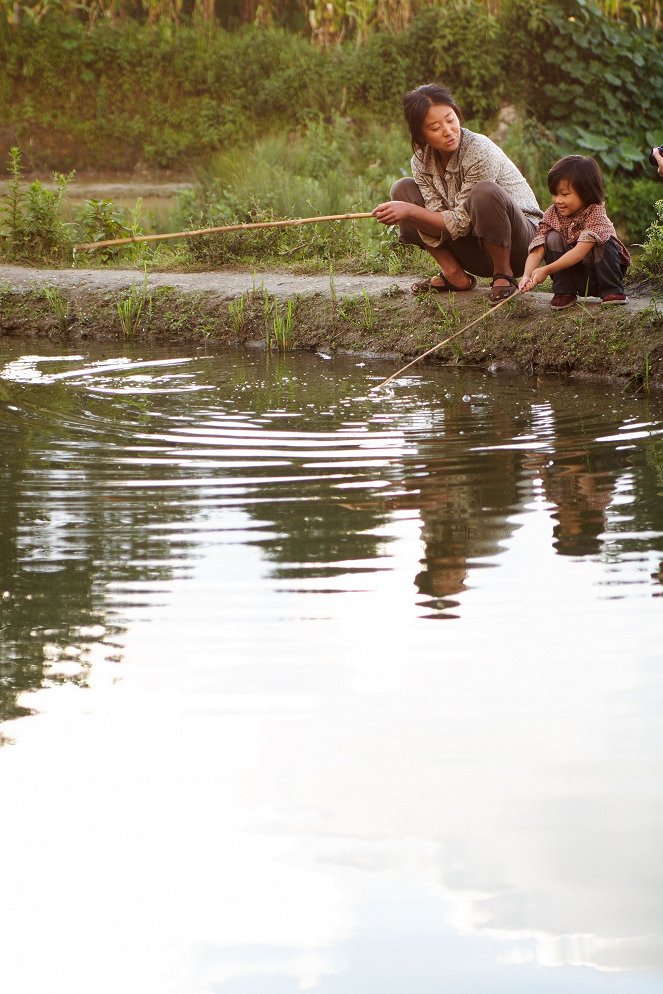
left=547, top=155, right=604, bottom=205
left=403, top=84, right=464, bottom=155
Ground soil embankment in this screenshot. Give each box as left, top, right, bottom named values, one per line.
left=0, top=264, right=661, bottom=388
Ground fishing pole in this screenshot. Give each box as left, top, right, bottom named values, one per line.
left=74, top=211, right=375, bottom=252
left=371, top=289, right=522, bottom=391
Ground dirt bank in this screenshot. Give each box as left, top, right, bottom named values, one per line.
left=0, top=263, right=661, bottom=388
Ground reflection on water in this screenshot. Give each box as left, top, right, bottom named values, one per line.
left=1, top=343, right=662, bottom=994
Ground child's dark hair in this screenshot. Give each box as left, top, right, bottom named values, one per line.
left=547, top=155, right=604, bottom=206
left=403, top=84, right=464, bottom=156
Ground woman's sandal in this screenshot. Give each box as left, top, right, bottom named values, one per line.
left=488, top=273, right=519, bottom=302
left=411, top=272, right=477, bottom=296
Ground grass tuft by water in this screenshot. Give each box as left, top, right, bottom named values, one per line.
left=228, top=294, right=246, bottom=335
left=272, top=298, right=294, bottom=350
left=43, top=285, right=72, bottom=333
left=117, top=269, right=151, bottom=339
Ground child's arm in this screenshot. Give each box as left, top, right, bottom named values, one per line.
left=519, top=246, right=545, bottom=291
left=519, top=241, right=594, bottom=291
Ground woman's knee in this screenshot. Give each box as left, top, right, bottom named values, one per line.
left=398, top=223, right=426, bottom=247
left=390, top=176, right=424, bottom=205
left=388, top=177, right=427, bottom=246
left=467, top=180, right=504, bottom=213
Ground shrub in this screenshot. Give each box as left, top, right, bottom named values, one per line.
left=0, top=147, right=75, bottom=262
left=499, top=0, right=663, bottom=175
left=604, top=174, right=662, bottom=244
left=632, top=199, right=663, bottom=277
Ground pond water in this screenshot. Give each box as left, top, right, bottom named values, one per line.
left=1, top=341, right=662, bottom=994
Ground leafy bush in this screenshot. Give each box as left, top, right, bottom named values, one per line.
left=0, top=147, right=75, bottom=262
left=174, top=113, right=413, bottom=269
left=603, top=174, right=662, bottom=244
left=76, top=197, right=143, bottom=263
left=632, top=199, right=663, bottom=277
left=180, top=197, right=372, bottom=271
left=500, top=0, right=663, bottom=174
left=498, top=117, right=560, bottom=208
left=0, top=11, right=506, bottom=172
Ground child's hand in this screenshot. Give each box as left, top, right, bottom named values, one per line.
left=520, top=267, right=547, bottom=291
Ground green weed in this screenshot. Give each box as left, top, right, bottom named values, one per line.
left=272, top=298, right=294, bottom=350
left=117, top=271, right=150, bottom=338
left=228, top=295, right=246, bottom=334
left=434, top=297, right=461, bottom=335
left=329, top=266, right=337, bottom=308
left=360, top=288, right=376, bottom=331
left=263, top=290, right=272, bottom=348
left=632, top=199, right=663, bottom=279
left=43, top=286, right=72, bottom=333
left=644, top=351, right=651, bottom=393
left=0, top=147, right=75, bottom=263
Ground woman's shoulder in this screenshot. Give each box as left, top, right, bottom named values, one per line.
left=458, top=129, right=509, bottom=167
left=411, top=145, right=445, bottom=180
left=461, top=130, right=503, bottom=154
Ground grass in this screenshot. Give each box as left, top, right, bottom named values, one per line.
left=360, top=288, right=376, bottom=331
left=191, top=117, right=409, bottom=221
left=272, top=298, right=294, bottom=350
left=43, top=286, right=72, bottom=333
left=263, top=290, right=272, bottom=348
left=117, top=270, right=150, bottom=338
left=329, top=267, right=338, bottom=308
left=433, top=296, right=462, bottom=335
left=228, top=294, right=246, bottom=334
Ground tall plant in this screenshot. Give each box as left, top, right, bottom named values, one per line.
left=0, top=146, right=75, bottom=262
left=499, top=0, right=663, bottom=173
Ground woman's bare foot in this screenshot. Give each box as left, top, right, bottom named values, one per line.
left=430, top=271, right=474, bottom=290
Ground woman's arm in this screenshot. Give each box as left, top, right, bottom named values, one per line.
left=372, top=199, right=448, bottom=237
left=653, top=147, right=663, bottom=178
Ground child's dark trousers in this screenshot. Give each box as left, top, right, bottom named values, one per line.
left=545, top=231, right=627, bottom=297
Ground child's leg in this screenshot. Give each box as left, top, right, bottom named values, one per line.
left=544, top=231, right=587, bottom=296
left=582, top=238, right=627, bottom=298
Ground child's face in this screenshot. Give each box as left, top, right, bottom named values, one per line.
left=552, top=180, right=584, bottom=218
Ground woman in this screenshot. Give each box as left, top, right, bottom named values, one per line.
left=373, top=84, right=543, bottom=300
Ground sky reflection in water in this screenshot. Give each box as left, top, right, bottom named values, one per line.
left=0, top=345, right=662, bottom=994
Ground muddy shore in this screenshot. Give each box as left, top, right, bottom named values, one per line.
left=0, top=263, right=661, bottom=388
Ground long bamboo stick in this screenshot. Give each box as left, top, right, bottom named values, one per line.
left=74, top=211, right=375, bottom=251
left=371, top=290, right=521, bottom=391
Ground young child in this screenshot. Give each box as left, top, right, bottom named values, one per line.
left=519, top=155, right=630, bottom=308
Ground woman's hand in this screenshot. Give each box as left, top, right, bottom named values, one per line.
left=372, top=201, right=412, bottom=225
left=653, top=147, right=663, bottom=178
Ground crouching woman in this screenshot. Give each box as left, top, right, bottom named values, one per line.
left=372, top=83, right=543, bottom=301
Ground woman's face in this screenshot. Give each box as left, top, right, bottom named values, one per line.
left=421, top=103, right=461, bottom=156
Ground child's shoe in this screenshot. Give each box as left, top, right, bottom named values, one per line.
left=550, top=293, right=577, bottom=309
left=601, top=293, right=628, bottom=305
